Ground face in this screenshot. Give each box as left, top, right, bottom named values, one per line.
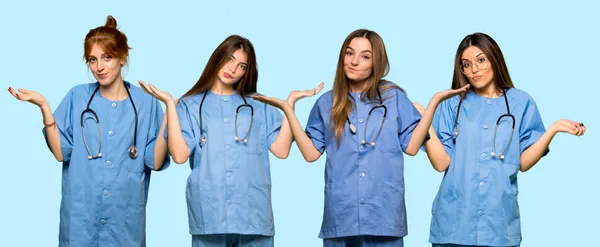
left=344, top=37, right=373, bottom=83
left=216, top=48, right=248, bottom=86
left=460, top=46, right=494, bottom=90
left=87, top=44, right=125, bottom=86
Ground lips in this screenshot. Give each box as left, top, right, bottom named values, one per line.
left=97, top=73, right=108, bottom=79
left=471, top=75, right=482, bottom=80
left=224, top=72, right=233, bottom=79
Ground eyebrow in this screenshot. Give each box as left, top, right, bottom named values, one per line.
left=346, top=46, right=373, bottom=54
left=462, top=53, right=485, bottom=61
left=230, top=54, right=248, bottom=66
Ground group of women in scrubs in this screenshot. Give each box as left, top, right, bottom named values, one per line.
left=7, top=15, right=586, bottom=247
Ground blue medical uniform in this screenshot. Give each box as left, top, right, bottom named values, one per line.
left=43, top=82, right=170, bottom=247
left=428, top=88, right=546, bottom=246
left=304, top=83, right=424, bottom=243
left=171, top=91, right=282, bottom=245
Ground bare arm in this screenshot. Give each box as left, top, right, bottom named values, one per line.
left=520, top=119, right=585, bottom=172
left=268, top=83, right=324, bottom=159
left=405, top=85, right=470, bottom=156
left=9, top=87, right=64, bottom=162
left=139, top=81, right=190, bottom=164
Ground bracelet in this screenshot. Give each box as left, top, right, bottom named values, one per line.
left=44, top=120, right=56, bottom=128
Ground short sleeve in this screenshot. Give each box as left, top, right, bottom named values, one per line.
left=264, top=104, right=283, bottom=148
left=519, top=97, right=548, bottom=155
left=42, top=88, right=75, bottom=161
left=144, top=98, right=170, bottom=171
left=431, top=98, right=458, bottom=155
left=396, top=90, right=428, bottom=152
left=305, top=101, right=326, bottom=154
left=165, top=99, right=197, bottom=155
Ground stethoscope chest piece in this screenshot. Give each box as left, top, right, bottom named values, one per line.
left=128, top=146, right=138, bottom=159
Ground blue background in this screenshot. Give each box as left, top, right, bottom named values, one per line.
left=1, top=0, right=598, bottom=246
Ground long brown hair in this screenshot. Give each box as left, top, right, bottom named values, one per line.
left=452, top=32, right=514, bottom=96
left=182, top=35, right=258, bottom=98
left=83, top=15, right=130, bottom=62
left=331, top=29, right=399, bottom=144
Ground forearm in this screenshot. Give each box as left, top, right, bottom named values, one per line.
left=424, top=126, right=451, bottom=172
left=269, top=114, right=293, bottom=159
left=280, top=104, right=321, bottom=162
left=406, top=97, right=440, bottom=155
left=152, top=115, right=168, bottom=170
left=166, top=102, right=190, bottom=164
left=41, top=103, right=63, bottom=162
left=520, top=128, right=555, bottom=172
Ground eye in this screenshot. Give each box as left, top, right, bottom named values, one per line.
left=240, top=64, right=247, bottom=70
left=88, top=57, right=97, bottom=63
left=102, top=55, right=112, bottom=61
left=345, top=51, right=353, bottom=56
left=228, top=56, right=234, bottom=61
left=477, top=57, right=486, bottom=63
left=361, top=55, right=370, bottom=60
left=462, top=62, right=471, bottom=68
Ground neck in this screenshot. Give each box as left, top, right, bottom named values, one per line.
left=99, top=79, right=127, bottom=101
left=210, top=80, right=236, bottom=95
left=474, top=81, right=501, bottom=98
left=348, top=80, right=367, bottom=93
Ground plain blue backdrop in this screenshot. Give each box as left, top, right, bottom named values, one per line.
left=1, top=0, right=598, bottom=246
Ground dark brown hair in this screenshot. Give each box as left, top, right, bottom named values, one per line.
left=452, top=32, right=514, bottom=95
left=182, top=35, right=258, bottom=98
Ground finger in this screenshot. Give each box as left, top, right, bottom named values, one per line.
left=138, top=82, right=152, bottom=95
left=17, top=88, right=31, bottom=94
left=149, top=83, right=161, bottom=93
left=580, top=126, right=586, bottom=136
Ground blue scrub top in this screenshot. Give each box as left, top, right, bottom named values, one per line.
left=171, top=91, right=282, bottom=236
left=43, top=82, right=170, bottom=247
left=305, top=83, right=424, bottom=239
left=428, top=88, right=547, bottom=246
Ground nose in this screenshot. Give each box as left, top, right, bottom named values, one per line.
left=96, top=61, right=105, bottom=72
left=351, top=55, right=359, bottom=66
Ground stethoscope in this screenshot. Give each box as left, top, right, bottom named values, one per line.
left=347, top=88, right=387, bottom=146
left=81, top=83, right=138, bottom=160
left=198, top=91, right=254, bottom=146
left=453, top=89, right=515, bottom=160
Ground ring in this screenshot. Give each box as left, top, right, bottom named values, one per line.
left=579, top=122, right=584, bottom=127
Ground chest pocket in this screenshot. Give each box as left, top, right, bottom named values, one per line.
left=375, top=117, right=403, bottom=154
left=236, top=114, right=266, bottom=155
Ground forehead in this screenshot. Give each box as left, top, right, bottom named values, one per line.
left=231, top=48, right=248, bottom=63
left=348, top=37, right=372, bottom=51
left=461, top=46, right=485, bottom=59
left=88, top=43, right=107, bottom=56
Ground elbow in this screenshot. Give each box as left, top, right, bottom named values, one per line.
left=404, top=147, right=418, bottom=156
left=433, top=165, right=447, bottom=173
left=172, top=155, right=188, bottom=165
left=304, top=154, right=320, bottom=163
left=274, top=151, right=290, bottom=159
left=519, top=166, right=530, bottom=173
left=53, top=154, right=64, bottom=162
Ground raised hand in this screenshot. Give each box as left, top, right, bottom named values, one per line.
left=8, top=86, right=48, bottom=107
left=138, top=80, right=175, bottom=104
left=287, top=82, right=325, bottom=105
left=550, top=119, right=586, bottom=136
left=251, top=82, right=325, bottom=110
left=433, top=84, right=470, bottom=103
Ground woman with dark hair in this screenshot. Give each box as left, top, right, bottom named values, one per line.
left=141, top=34, right=322, bottom=247
left=253, top=29, right=466, bottom=247
left=8, top=16, right=170, bottom=246
left=415, top=32, right=586, bottom=247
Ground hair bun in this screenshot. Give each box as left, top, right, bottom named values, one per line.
left=104, top=15, right=117, bottom=29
